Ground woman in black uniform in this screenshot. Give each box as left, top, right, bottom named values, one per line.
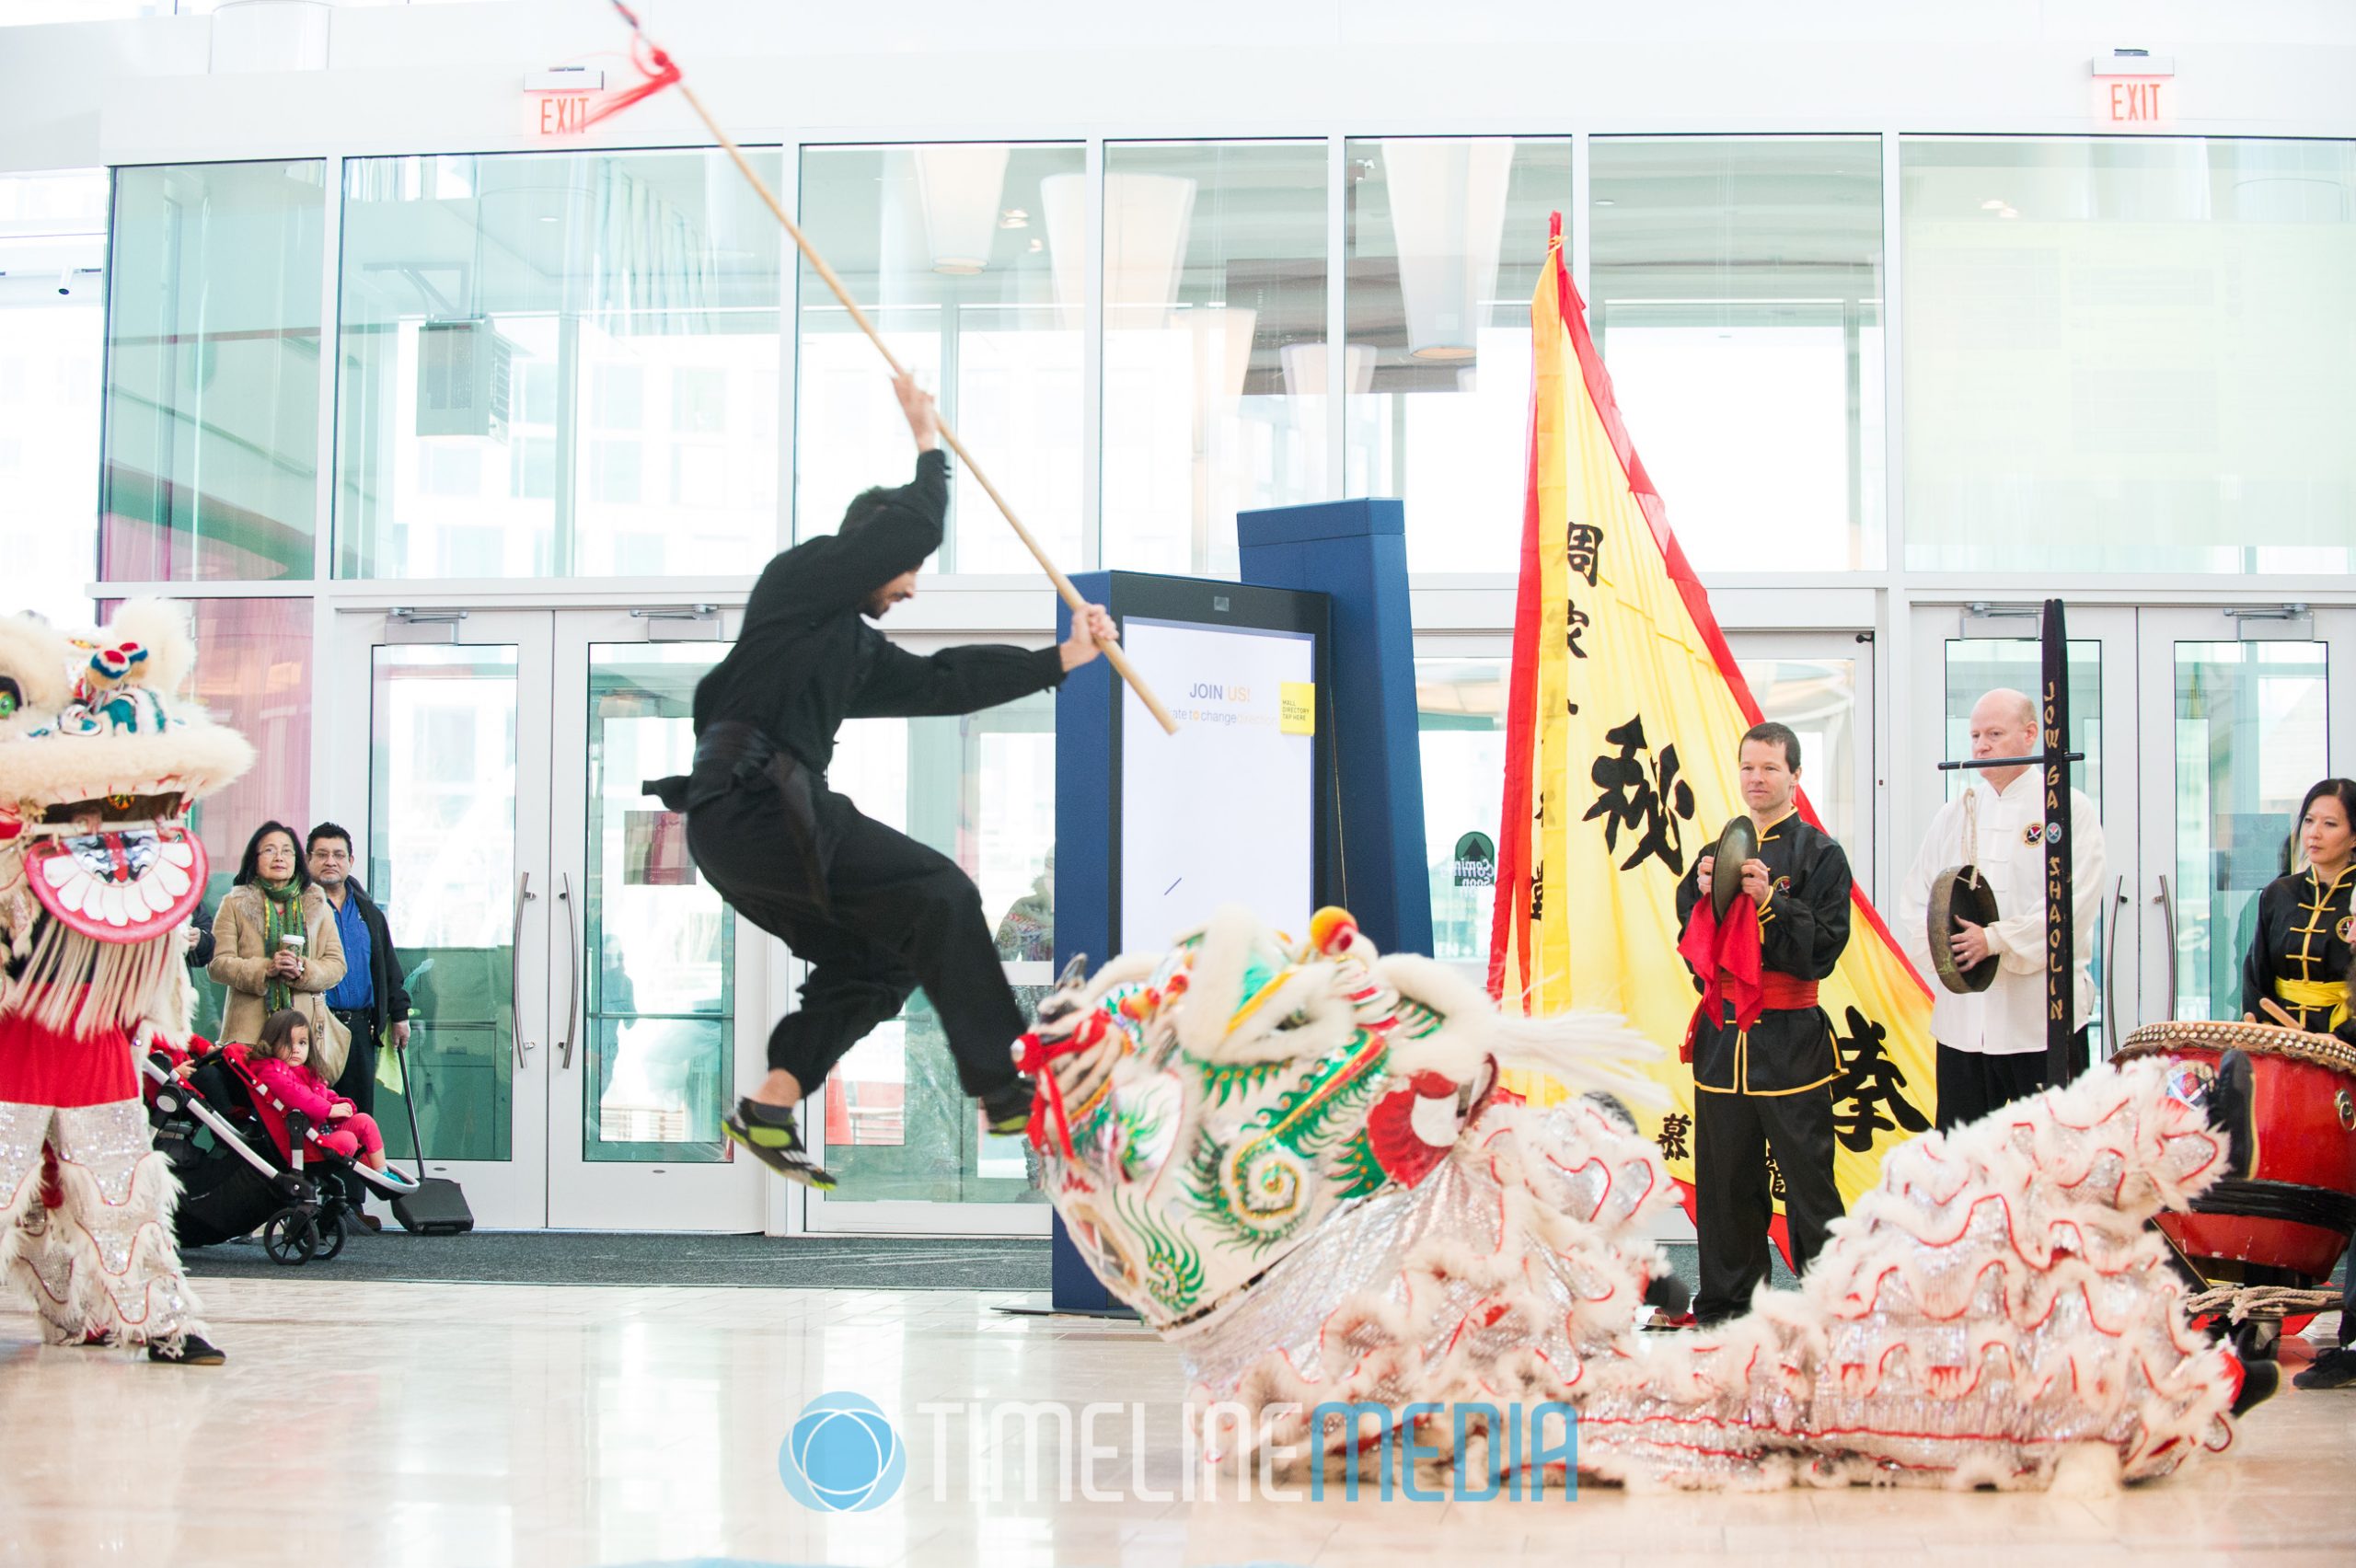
left=2242, top=778, right=2356, bottom=1390
left=2241, top=778, right=2356, bottom=1044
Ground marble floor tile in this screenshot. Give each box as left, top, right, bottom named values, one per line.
left=0, top=1278, right=2350, bottom=1568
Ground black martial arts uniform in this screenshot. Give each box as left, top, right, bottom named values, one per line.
left=1675, top=811, right=1853, bottom=1325
left=654, top=449, right=1066, bottom=1101
left=2241, top=866, right=2356, bottom=1046
left=2240, top=865, right=2356, bottom=1348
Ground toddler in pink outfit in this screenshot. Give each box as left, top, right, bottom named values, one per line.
left=247, top=1009, right=388, bottom=1170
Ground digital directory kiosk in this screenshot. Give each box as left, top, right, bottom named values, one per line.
left=1048, top=571, right=1336, bottom=1312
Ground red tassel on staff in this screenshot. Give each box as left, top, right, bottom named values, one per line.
left=578, top=31, right=681, bottom=128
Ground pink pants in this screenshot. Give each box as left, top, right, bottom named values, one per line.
left=318, top=1113, right=383, bottom=1161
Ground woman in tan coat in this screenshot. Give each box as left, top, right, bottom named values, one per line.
left=208, top=820, right=351, bottom=1081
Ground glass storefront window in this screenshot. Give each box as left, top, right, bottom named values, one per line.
left=1345, top=139, right=1569, bottom=573
left=814, top=685, right=1055, bottom=1202
left=584, top=644, right=733, bottom=1163
left=1102, top=141, right=1330, bottom=577
left=2172, top=641, right=2328, bottom=1024
left=103, top=160, right=326, bottom=582
left=0, top=169, right=107, bottom=619
left=1590, top=138, right=1885, bottom=572
left=796, top=144, right=1083, bottom=573
left=1416, top=659, right=1507, bottom=965
left=336, top=149, right=781, bottom=578
left=368, top=643, right=519, bottom=1162
left=1902, top=138, right=2356, bottom=574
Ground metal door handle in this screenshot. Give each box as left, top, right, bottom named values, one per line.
left=2102, top=876, right=2128, bottom=1055
left=558, top=873, right=581, bottom=1070
left=511, top=870, right=536, bottom=1068
left=2154, top=873, right=2178, bottom=1024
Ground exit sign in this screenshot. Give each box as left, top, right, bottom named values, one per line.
left=525, top=65, right=604, bottom=137
left=2092, top=49, right=2175, bottom=127
left=2102, top=78, right=2170, bottom=124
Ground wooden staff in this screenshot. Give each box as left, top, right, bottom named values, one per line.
left=671, top=80, right=1181, bottom=735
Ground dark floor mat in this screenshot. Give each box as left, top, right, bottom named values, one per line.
left=182, top=1228, right=1049, bottom=1291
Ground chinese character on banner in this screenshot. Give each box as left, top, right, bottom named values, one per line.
left=1583, top=714, right=1697, bottom=875
left=1487, top=213, right=1940, bottom=1259
left=1566, top=522, right=1604, bottom=587
left=1831, top=1007, right=1932, bottom=1153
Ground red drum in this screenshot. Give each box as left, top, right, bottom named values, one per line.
left=2115, top=1020, right=2356, bottom=1281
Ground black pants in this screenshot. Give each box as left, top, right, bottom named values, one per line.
left=1693, top=1087, right=1843, bottom=1325
left=330, top=1009, right=377, bottom=1117
left=687, top=779, right=1024, bottom=1101
left=1934, top=1028, right=2090, bottom=1132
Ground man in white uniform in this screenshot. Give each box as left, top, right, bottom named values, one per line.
left=1897, top=688, right=2107, bottom=1130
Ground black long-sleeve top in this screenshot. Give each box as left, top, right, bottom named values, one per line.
left=1674, top=810, right=1854, bottom=1094
left=2240, top=867, right=2356, bottom=1045
left=692, top=450, right=1067, bottom=776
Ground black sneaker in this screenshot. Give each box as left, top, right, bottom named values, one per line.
left=722, top=1098, right=837, bottom=1190
left=980, top=1078, right=1036, bottom=1139
left=149, top=1332, right=226, bottom=1366
left=2292, top=1346, right=2356, bottom=1390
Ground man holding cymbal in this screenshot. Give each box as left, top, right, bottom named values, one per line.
left=1676, top=721, right=1854, bottom=1326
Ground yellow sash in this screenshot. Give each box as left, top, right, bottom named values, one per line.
left=2275, top=976, right=2351, bottom=1030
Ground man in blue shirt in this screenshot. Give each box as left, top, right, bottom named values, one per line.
left=307, top=823, right=413, bottom=1227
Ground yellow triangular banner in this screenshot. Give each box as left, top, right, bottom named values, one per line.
left=1490, top=217, right=1938, bottom=1225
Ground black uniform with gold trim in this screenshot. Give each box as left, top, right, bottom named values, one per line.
left=1674, top=809, right=1853, bottom=1324
left=2240, top=866, right=2356, bottom=1044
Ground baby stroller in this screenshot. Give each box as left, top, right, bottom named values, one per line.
left=144, top=1039, right=419, bottom=1265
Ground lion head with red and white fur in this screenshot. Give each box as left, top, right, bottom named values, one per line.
left=0, top=600, right=253, bottom=1038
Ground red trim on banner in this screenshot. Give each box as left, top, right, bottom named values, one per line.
left=1487, top=215, right=1560, bottom=1005
left=1542, top=233, right=1930, bottom=997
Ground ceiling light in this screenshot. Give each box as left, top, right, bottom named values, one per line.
left=1384, top=140, right=1515, bottom=362
left=912, top=145, right=1011, bottom=275
left=1043, top=171, right=1196, bottom=328
left=1981, top=199, right=2006, bottom=211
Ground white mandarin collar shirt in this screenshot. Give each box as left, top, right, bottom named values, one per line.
left=1896, top=770, right=2107, bottom=1055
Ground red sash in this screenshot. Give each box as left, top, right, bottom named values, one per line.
left=1677, top=896, right=1819, bottom=1062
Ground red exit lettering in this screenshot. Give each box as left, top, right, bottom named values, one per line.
left=2108, top=80, right=2166, bottom=122
left=537, top=94, right=591, bottom=135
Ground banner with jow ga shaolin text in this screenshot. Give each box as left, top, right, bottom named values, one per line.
left=1488, top=214, right=1937, bottom=1228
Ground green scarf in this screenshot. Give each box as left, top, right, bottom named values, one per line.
left=259, top=878, right=304, bottom=1014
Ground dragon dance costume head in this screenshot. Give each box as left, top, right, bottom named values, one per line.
left=1026, top=906, right=2248, bottom=1491
left=0, top=601, right=255, bottom=1036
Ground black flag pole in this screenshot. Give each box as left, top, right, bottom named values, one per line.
left=1932, top=597, right=2078, bottom=1090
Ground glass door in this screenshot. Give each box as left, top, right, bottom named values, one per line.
left=328, top=609, right=555, bottom=1229
left=546, top=617, right=769, bottom=1230
left=2134, top=609, right=2354, bottom=1035
left=802, top=634, right=1057, bottom=1235
left=1907, top=605, right=2139, bottom=1055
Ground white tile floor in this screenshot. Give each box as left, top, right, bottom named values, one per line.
left=1, top=1278, right=2350, bottom=1568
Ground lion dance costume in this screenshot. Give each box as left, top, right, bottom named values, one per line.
left=0, top=603, right=251, bottom=1358
left=1027, top=905, right=2250, bottom=1490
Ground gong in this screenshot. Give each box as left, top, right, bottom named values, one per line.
left=1710, top=816, right=1757, bottom=918
left=1927, top=867, right=2001, bottom=994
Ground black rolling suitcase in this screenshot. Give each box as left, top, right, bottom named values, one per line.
left=389, top=1049, right=474, bottom=1236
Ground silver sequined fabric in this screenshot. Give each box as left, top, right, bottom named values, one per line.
left=1, top=1098, right=205, bottom=1347
left=1089, top=1057, right=2237, bottom=1491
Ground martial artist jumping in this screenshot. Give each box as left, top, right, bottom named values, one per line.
left=653, top=373, right=1117, bottom=1187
